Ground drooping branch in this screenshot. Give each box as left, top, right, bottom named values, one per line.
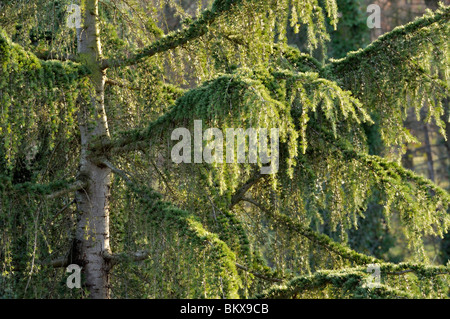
left=89, top=168, right=243, bottom=296
left=273, top=43, right=324, bottom=73
left=101, top=0, right=244, bottom=69
left=119, top=202, right=241, bottom=297
left=321, top=5, right=450, bottom=148
left=311, top=125, right=450, bottom=205
left=240, top=197, right=382, bottom=265
left=90, top=70, right=296, bottom=157
left=0, top=28, right=89, bottom=83
left=305, top=124, right=450, bottom=249
left=324, top=5, right=450, bottom=78
left=234, top=263, right=284, bottom=283
left=34, top=50, right=78, bottom=63
left=257, top=263, right=450, bottom=299
left=257, top=269, right=415, bottom=299
left=103, top=249, right=284, bottom=283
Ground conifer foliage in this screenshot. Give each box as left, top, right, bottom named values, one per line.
left=0, top=0, right=449, bottom=298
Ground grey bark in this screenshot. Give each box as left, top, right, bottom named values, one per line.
left=74, top=0, right=112, bottom=299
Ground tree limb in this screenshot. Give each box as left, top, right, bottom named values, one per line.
left=102, top=159, right=134, bottom=184
left=105, top=78, right=141, bottom=91
left=229, top=171, right=264, bottom=209
left=240, top=197, right=381, bottom=265
left=325, top=5, right=450, bottom=79
left=46, top=180, right=87, bottom=200
left=101, top=0, right=243, bottom=69
left=103, top=250, right=285, bottom=283
left=34, top=50, right=78, bottom=63
left=103, top=250, right=149, bottom=266
left=235, top=263, right=284, bottom=283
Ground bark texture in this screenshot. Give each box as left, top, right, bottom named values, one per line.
left=74, top=0, right=112, bottom=299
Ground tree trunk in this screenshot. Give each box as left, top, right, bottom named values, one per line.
left=74, top=0, right=112, bottom=299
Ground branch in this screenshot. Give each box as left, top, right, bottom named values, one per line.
left=103, top=250, right=149, bottom=266
left=235, top=263, right=284, bottom=283
left=46, top=180, right=87, bottom=200
left=311, top=125, right=450, bottom=204
left=325, top=5, right=450, bottom=76
left=103, top=250, right=285, bottom=283
left=257, top=263, right=450, bottom=299
left=229, top=171, right=264, bottom=209
left=385, top=269, right=449, bottom=276
left=150, top=158, right=176, bottom=195
left=32, top=256, right=69, bottom=269
left=34, top=50, right=78, bottom=63
left=101, top=0, right=243, bottom=69
left=46, top=257, right=69, bottom=268
left=241, top=197, right=381, bottom=265
left=0, top=30, right=89, bottom=87
left=105, top=78, right=141, bottom=91
left=102, top=159, right=134, bottom=184
left=90, top=71, right=277, bottom=155
left=47, top=200, right=76, bottom=225
left=101, top=159, right=167, bottom=204
left=259, top=272, right=416, bottom=299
